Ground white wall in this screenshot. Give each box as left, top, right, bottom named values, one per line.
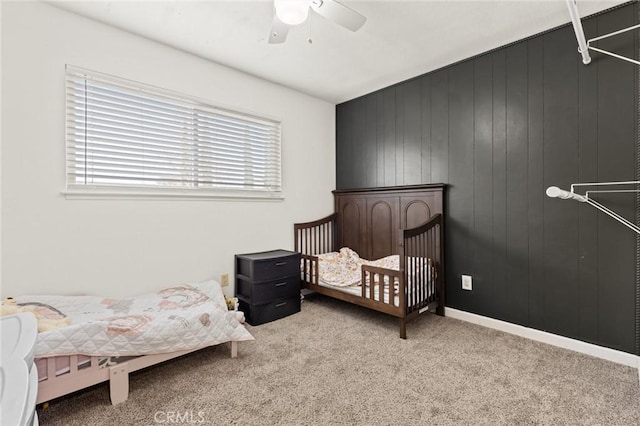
left=0, top=2, right=3, bottom=300
left=0, top=1, right=335, bottom=298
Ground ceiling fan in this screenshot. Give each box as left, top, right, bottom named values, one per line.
left=268, top=0, right=367, bottom=44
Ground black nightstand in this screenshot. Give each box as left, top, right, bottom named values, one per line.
left=235, top=249, right=301, bottom=325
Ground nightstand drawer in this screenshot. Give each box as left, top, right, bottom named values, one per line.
left=238, top=275, right=300, bottom=305
left=236, top=250, right=300, bottom=281
left=250, top=257, right=299, bottom=281
left=239, top=296, right=301, bottom=326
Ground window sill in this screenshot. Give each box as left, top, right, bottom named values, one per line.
left=62, top=188, right=284, bottom=202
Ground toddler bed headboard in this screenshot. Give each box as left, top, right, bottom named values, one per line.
left=333, top=184, right=444, bottom=260
left=295, top=184, right=444, bottom=260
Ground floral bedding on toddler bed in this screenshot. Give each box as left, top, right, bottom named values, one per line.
left=15, top=280, right=254, bottom=357
left=314, top=247, right=400, bottom=287
left=309, top=247, right=435, bottom=291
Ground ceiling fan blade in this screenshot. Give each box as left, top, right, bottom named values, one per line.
left=310, top=0, right=366, bottom=32
left=268, top=15, right=289, bottom=44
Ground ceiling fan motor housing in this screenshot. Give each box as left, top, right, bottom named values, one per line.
left=274, top=0, right=311, bottom=26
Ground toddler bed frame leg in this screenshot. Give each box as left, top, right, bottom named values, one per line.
left=399, top=319, right=407, bottom=339
left=105, top=342, right=238, bottom=405
left=109, top=364, right=129, bottom=405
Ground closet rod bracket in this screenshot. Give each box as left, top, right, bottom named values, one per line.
left=547, top=181, right=640, bottom=235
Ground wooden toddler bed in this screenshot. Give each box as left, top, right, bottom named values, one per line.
left=294, top=184, right=445, bottom=338
left=11, top=280, right=253, bottom=405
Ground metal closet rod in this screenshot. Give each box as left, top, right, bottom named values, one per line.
left=566, top=0, right=640, bottom=66
left=546, top=181, right=640, bottom=235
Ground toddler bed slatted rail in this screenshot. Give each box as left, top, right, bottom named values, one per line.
left=294, top=184, right=445, bottom=338
left=35, top=341, right=239, bottom=405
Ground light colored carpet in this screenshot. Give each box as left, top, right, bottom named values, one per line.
left=38, top=294, right=640, bottom=425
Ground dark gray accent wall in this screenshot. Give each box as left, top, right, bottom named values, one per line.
left=335, top=3, right=639, bottom=354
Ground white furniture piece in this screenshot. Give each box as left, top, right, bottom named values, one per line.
left=1, top=312, right=39, bottom=426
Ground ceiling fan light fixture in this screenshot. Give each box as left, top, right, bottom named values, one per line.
left=275, top=0, right=310, bottom=26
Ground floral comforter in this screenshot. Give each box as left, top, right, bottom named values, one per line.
left=15, top=280, right=254, bottom=357
left=316, top=247, right=399, bottom=287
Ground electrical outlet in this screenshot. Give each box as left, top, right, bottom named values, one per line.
left=220, top=273, right=229, bottom=287
left=461, top=275, right=472, bottom=291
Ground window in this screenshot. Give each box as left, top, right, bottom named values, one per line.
left=65, top=66, right=282, bottom=199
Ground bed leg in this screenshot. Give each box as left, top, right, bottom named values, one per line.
left=399, top=319, right=407, bottom=339
left=436, top=305, right=445, bottom=316
left=230, top=341, right=238, bottom=358
left=109, top=364, right=129, bottom=405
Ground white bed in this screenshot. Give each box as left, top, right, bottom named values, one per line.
left=13, top=280, right=253, bottom=405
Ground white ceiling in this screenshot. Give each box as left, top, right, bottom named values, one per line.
left=49, top=0, right=626, bottom=104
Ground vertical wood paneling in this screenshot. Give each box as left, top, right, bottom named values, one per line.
left=334, top=3, right=638, bottom=354
left=383, top=87, right=396, bottom=187
left=352, top=97, right=368, bottom=188
left=543, top=25, right=580, bottom=337
left=505, top=42, right=529, bottom=325
left=448, top=61, right=475, bottom=310
left=492, top=49, right=508, bottom=320
left=420, top=75, right=432, bottom=183
left=365, top=94, right=378, bottom=188
left=395, top=84, right=405, bottom=185
left=577, top=16, right=600, bottom=344
left=431, top=70, right=449, bottom=184
left=403, top=78, right=422, bottom=185
left=473, top=54, right=495, bottom=316
left=375, top=92, right=385, bottom=187
left=527, top=36, right=546, bottom=331
left=335, top=102, right=351, bottom=189
left=596, top=5, right=637, bottom=352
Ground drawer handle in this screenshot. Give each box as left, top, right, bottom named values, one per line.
left=275, top=302, right=287, bottom=308
left=274, top=282, right=287, bottom=287
left=275, top=262, right=287, bottom=266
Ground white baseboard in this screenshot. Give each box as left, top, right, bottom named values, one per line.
left=445, top=307, right=640, bottom=369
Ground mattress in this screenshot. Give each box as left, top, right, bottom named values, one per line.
left=317, top=279, right=399, bottom=306
left=15, top=280, right=254, bottom=358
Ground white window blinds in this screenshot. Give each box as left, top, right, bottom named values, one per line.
left=66, top=66, right=282, bottom=198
